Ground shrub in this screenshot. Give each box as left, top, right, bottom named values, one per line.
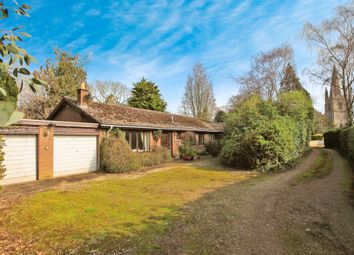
left=179, top=142, right=197, bottom=160
left=136, top=146, right=172, bottom=167
left=323, top=130, right=340, bottom=149
left=221, top=91, right=313, bottom=172
left=205, top=140, right=221, bottom=157
left=100, top=129, right=173, bottom=173
left=100, top=134, right=140, bottom=173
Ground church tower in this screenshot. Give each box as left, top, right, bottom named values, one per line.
left=324, top=65, right=346, bottom=127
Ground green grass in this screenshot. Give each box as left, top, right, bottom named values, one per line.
left=293, top=150, right=333, bottom=185
left=1, top=165, right=254, bottom=254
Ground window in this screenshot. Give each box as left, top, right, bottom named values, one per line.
left=161, top=132, right=171, bottom=148
left=125, top=132, right=130, bottom=144
left=176, top=132, right=182, bottom=139
left=191, top=134, right=196, bottom=145
left=199, top=134, right=205, bottom=145
left=131, top=131, right=137, bottom=150
left=144, top=132, right=150, bottom=151
left=138, top=132, right=144, bottom=151
left=209, top=134, right=214, bottom=141
left=125, top=131, right=151, bottom=151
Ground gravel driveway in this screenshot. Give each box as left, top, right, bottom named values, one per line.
left=159, top=149, right=354, bottom=255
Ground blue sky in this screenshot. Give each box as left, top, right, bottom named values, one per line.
left=7, top=0, right=350, bottom=113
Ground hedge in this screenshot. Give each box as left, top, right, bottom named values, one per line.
left=323, top=130, right=340, bottom=149
left=324, top=127, right=354, bottom=166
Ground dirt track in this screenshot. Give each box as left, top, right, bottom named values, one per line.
left=160, top=149, right=354, bottom=255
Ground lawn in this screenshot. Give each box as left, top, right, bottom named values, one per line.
left=1, top=164, right=254, bottom=254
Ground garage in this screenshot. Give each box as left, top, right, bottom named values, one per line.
left=53, top=135, right=97, bottom=177
left=1, top=135, right=37, bottom=185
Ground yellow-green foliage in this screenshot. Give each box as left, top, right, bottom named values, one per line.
left=4, top=165, right=253, bottom=253
left=221, top=91, right=313, bottom=172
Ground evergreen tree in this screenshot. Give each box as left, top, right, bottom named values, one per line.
left=128, top=78, right=167, bottom=111
left=281, top=64, right=303, bottom=91
left=281, top=63, right=311, bottom=98
left=214, top=110, right=226, bottom=122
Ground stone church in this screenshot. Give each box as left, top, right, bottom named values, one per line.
left=324, top=66, right=346, bottom=127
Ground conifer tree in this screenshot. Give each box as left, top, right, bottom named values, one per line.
left=128, top=78, right=167, bottom=112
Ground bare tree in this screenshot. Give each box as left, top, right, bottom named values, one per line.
left=181, top=63, right=216, bottom=120
left=92, top=80, right=130, bottom=105
left=227, top=94, right=249, bottom=111
left=18, top=86, right=51, bottom=119
left=303, top=2, right=354, bottom=125
left=236, top=43, right=294, bottom=100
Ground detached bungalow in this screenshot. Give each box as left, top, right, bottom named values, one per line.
left=0, top=83, right=224, bottom=185
left=47, top=83, right=224, bottom=157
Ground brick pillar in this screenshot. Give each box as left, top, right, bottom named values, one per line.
left=97, top=130, right=106, bottom=171
left=171, top=132, right=177, bottom=157
left=38, top=126, right=54, bottom=180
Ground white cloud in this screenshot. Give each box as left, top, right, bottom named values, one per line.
left=72, top=2, right=85, bottom=13
left=86, top=8, right=101, bottom=16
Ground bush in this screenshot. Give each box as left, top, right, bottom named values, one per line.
left=311, top=134, right=323, bottom=140
left=221, top=91, right=313, bottom=172
left=323, top=130, right=340, bottom=149
left=100, top=135, right=140, bottom=173
left=100, top=129, right=173, bottom=173
left=205, top=140, right=221, bottom=157
left=179, top=142, right=197, bottom=160
left=136, top=146, right=172, bottom=167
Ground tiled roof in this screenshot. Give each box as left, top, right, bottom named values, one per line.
left=56, top=98, right=224, bottom=133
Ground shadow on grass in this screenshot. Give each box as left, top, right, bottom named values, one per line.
left=73, top=177, right=261, bottom=255
left=73, top=206, right=181, bottom=255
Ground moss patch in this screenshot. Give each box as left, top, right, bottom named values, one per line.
left=2, top=165, right=254, bottom=254
left=293, top=149, right=333, bottom=185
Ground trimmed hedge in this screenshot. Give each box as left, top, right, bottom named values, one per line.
left=324, top=127, right=354, bottom=166
left=323, top=130, right=340, bottom=149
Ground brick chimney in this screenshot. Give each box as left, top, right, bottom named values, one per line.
left=77, top=81, right=89, bottom=108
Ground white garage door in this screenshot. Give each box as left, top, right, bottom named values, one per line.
left=54, top=136, right=97, bottom=177
left=1, top=135, right=37, bottom=185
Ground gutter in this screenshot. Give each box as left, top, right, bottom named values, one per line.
left=100, top=124, right=223, bottom=133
